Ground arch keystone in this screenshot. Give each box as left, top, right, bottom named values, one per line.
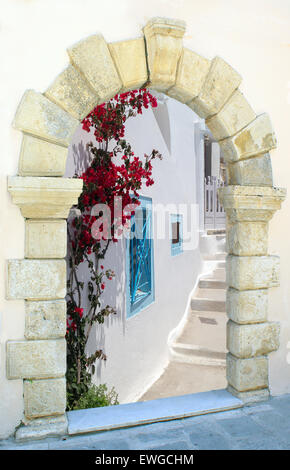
left=143, top=17, right=186, bottom=91
left=67, top=34, right=122, bottom=103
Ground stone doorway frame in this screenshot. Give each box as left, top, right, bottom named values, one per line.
left=6, top=17, right=286, bottom=439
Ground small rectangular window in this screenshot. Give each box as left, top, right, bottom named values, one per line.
left=171, top=214, right=183, bottom=256
left=126, top=196, right=154, bottom=318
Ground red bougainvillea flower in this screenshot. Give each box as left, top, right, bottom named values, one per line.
left=81, top=89, right=157, bottom=142
left=66, top=88, right=162, bottom=404
left=69, top=88, right=162, bottom=267
left=74, top=307, right=84, bottom=318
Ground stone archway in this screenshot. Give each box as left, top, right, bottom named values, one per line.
left=6, top=17, right=286, bottom=440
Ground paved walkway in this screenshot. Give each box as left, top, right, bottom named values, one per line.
left=1, top=394, right=290, bottom=450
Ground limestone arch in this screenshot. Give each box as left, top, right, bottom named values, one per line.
left=6, top=17, right=286, bottom=439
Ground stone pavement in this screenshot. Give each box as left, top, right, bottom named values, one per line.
left=1, top=394, right=290, bottom=450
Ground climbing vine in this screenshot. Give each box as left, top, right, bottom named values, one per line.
left=66, top=89, right=162, bottom=409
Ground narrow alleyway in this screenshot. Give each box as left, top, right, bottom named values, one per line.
left=139, top=233, right=227, bottom=401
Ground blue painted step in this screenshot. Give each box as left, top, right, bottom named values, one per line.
left=67, top=389, right=243, bottom=436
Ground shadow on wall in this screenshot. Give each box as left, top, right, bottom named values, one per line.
left=72, top=141, right=92, bottom=177
left=86, top=239, right=128, bottom=380
left=151, top=93, right=171, bottom=154
left=67, top=214, right=128, bottom=381
left=67, top=130, right=129, bottom=380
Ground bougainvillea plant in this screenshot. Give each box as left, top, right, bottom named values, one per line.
left=66, top=88, right=162, bottom=409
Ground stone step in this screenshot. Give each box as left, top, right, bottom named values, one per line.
left=171, top=342, right=226, bottom=366
left=204, top=260, right=226, bottom=270
left=202, top=268, right=226, bottom=281
left=195, top=288, right=226, bottom=301
left=69, top=389, right=241, bottom=433
left=207, top=229, right=226, bottom=236
left=191, top=285, right=226, bottom=312
left=178, top=310, right=227, bottom=352
left=199, top=278, right=226, bottom=289
left=138, top=363, right=227, bottom=402
left=191, top=298, right=226, bottom=312
left=200, top=233, right=226, bottom=259
left=216, top=260, right=226, bottom=268
left=203, top=252, right=227, bottom=261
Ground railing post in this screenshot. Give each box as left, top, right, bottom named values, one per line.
left=213, top=176, right=217, bottom=229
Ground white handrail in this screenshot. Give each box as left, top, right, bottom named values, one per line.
left=204, top=176, right=226, bottom=229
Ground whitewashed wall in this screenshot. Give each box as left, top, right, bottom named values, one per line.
left=1, top=0, right=290, bottom=439
left=66, top=96, right=205, bottom=403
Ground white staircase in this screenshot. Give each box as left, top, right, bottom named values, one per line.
left=139, top=231, right=227, bottom=402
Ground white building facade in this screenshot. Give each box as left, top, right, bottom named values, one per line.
left=0, top=0, right=289, bottom=440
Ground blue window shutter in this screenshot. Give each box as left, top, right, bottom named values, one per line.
left=126, top=196, right=154, bottom=318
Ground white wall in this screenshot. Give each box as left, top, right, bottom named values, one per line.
left=211, top=142, right=221, bottom=179
left=1, top=0, right=290, bottom=438
left=66, top=96, right=204, bottom=403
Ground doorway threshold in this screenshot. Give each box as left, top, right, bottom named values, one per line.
left=67, top=389, right=243, bottom=436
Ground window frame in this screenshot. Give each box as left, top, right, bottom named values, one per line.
left=126, top=195, right=155, bottom=318
left=170, top=213, right=183, bottom=256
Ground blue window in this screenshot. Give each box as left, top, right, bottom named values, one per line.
left=126, top=196, right=154, bottom=318
left=171, top=214, right=183, bottom=256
